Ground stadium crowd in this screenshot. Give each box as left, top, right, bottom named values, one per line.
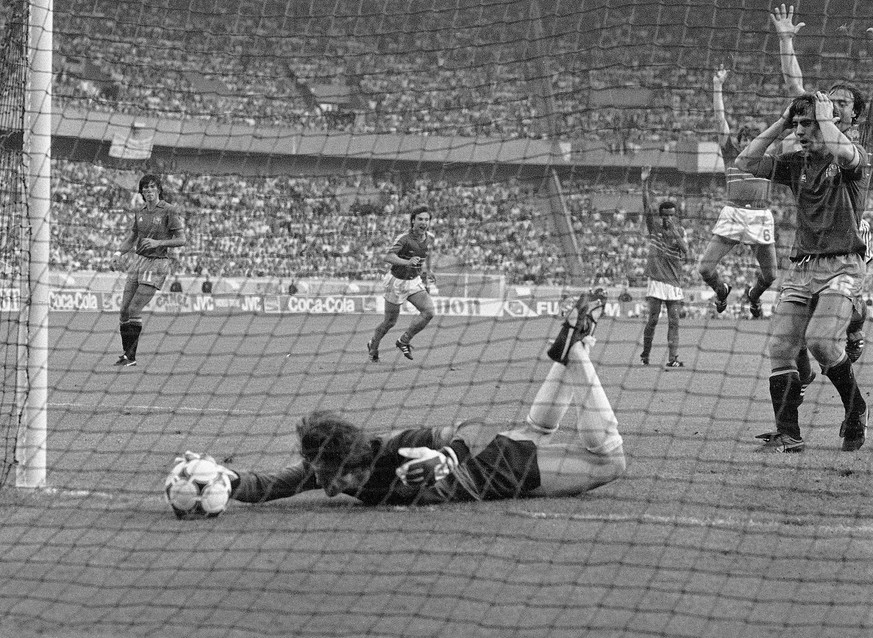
left=51, top=160, right=792, bottom=288
left=44, top=0, right=865, bottom=142
left=7, top=1, right=859, bottom=288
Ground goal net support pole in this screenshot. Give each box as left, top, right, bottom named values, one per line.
left=17, top=0, right=51, bottom=489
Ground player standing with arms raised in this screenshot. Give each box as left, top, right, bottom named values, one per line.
left=698, top=66, right=777, bottom=318
left=737, top=93, right=870, bottom=452
left=110, top=174, right=186, bottom=367
left=639, top=166, right=689, bottom=368
left=367, top=204, right=437, bottom=362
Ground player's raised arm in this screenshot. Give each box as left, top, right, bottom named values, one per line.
left=641, top=166, right=657, bottom=233
left=712, top=66, right=731, bottom=147
left=771, top=4, right=806, bottom=96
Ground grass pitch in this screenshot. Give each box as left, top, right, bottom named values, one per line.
left=2, top=311, right=873, bottom=638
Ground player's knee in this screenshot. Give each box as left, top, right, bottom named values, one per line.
left=807, top=339, right=842, bottom=368
left=420, top=307, right=435, bottom=322
left=769, top=340, right=799, bottom=366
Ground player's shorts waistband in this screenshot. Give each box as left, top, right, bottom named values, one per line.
left=725, top=200, right=770, bottom=210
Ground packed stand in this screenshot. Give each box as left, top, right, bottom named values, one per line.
left=50, top=161, right=569, bottom=286
left=50, top=0, right=857, bottom=143
left=51, top=160, right=812, bottom=290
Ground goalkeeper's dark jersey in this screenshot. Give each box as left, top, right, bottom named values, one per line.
left=232, top=425, right=541, bottom=506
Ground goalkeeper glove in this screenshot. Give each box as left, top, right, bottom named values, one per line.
left=396, top=446, right=459, bottom=487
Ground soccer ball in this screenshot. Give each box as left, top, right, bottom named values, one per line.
left=164, top=455, right=232, bottom=519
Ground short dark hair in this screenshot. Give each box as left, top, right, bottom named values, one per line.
left=787, top=93, right=817, bottom=124
left=658, top=201, right=677, bottom=217
left=736, top=124, right=760, bottom=147
left=297, top=411, right=374, bottom=475
left=409, top=204, right=430, bottom=226
left=138, top=174, right=163, bottom=199
left=828, top=82, right=866, bottom=124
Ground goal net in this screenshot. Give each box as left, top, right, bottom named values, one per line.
left=3, top=1, right=873, bottom=637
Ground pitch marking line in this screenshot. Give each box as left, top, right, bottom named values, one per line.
left=50, top=401, right=260, bottom=416
left=508, top=509, right=873, bottom=535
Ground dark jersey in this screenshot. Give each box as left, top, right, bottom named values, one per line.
left=347, top=429, right=540, bottom=505
left=133, top=200, right=184, bottom=259
left=756, top=146, right=870, bottom=258
left=644, top=216, right=687, bottom=287
left=722, top=139, right=771, bottom=207
left=233, top=426, right=542, bottom=506
left=388, top=231, right=434, bottom=280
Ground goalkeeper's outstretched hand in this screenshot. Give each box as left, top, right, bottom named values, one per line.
left=396, top=446, right=458, bottom=486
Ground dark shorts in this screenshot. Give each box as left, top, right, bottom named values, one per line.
left=423, top=434, right=542, bottom=503
left=127, top=254, right=171, bottom=290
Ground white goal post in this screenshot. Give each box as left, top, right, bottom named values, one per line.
left=16, top=0, right=51, bottom=489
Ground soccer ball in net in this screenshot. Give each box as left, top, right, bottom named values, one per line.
left=164, top=455, right=232, bottom=519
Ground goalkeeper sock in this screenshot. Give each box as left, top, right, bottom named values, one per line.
left=526, top=362, right=573, bottom=432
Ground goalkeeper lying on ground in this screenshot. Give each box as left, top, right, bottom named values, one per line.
left=209, top=293, right=625, bottom=506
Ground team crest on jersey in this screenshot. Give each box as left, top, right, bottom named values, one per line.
left=826, top=164, right=839, bottom=179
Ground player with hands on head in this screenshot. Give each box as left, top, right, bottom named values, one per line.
left=111, top=174, right=186, bottom=367
left=639, top=166, right=689, bottom=368
left=188, top=292, right=625, bottom=509
left=367, top=204, right=437, bottom=362
left=698, top=65, right=777, bottom=319
left=737, top=92, right=870, bottom=453
left=772, top=3, right=871, bottom=364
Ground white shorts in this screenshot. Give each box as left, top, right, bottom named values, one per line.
left=711, top=205, right=775, bottom=245
left=383, top=272, right=427, bottom=305
left=646, top=279, right=684, bottom=301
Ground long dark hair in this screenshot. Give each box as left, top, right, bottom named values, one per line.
left=297, top=411, right=374, bottom=474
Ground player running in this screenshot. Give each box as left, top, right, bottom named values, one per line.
left=109, top=174, right=186, bottom=367
left=698, top=66, right=776, bottom=318
left=367, top=204, right=437, bottom=362
left=188, top=293, right=625, bottom=506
